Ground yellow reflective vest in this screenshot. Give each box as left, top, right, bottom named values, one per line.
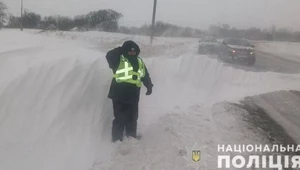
left=113, top=55, right=146, bottom=87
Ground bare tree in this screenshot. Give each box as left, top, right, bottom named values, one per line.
left=0, top=1, right=7, bottom=28
left=22, top=10, right=41, bottom=28
left=7, top=14, right=20, bottom=28
left=86, top=9, right=123, bottom=31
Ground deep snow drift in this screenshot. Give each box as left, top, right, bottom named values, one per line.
left=1, top=29, right=300, bottom=170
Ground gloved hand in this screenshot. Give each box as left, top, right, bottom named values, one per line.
left=146, top=86, right=152, bottom=95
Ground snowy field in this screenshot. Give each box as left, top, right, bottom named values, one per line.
left=1, top=29, right=300, bottom=170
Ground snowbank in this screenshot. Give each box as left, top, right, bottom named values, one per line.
left=1, top=29, right=300, bottom=170
left=0, top=30, right=113, bottom=170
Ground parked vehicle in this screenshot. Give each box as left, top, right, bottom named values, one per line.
left=198, top=37, right=219, bottom=54
left=217, top=38, right=256, bottom=66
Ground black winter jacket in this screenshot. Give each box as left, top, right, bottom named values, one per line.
left=105, top=41, right=153, bottom=103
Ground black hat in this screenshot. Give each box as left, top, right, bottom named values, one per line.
left=121, top=40, right=140, bottom=57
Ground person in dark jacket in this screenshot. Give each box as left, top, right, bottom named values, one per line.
left=105, top=40, right=153, bottom=142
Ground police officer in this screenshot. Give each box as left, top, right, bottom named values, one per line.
left=105, top=40, right=153, bottom=142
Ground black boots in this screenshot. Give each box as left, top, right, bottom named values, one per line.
left=112, top=100, right=138, bottom=142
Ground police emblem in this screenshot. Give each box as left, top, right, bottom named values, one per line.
left=192, top=150, right=201, bottom=162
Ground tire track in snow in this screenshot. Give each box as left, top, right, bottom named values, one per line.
left=229, top=91, right=300, bottom=158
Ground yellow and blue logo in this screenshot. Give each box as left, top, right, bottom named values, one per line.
left=192, top=150, right=201, bottom=162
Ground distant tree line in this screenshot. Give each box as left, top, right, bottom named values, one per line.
left=5, top=8, right=123, bottom=32
left=117, top=22, right=300, bottom=41
left=1, top=1, right=300, bottom=41
left=208, top=24, right=300, bottom=42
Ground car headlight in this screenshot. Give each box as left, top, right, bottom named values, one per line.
left=250, top=51, right=254, bottom=55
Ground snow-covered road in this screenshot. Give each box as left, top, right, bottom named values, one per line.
left=0, top=29, right=300, bottom=170
left=256, top=42, right=300, bottom=63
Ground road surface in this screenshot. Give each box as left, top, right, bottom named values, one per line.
left=210, top=44, right=300, bottom=154
left=210, top=50, right=300, bottom=74
left=254, top=51, right=300, bottom=74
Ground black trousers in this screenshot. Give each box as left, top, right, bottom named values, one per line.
left=112, top=99, right=139, bottom=142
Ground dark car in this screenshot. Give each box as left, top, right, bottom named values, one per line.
left=217, top=38, right=256, bottom=66
left=198, top=37, right=219, bottom=54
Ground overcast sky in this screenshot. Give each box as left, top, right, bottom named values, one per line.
left=3, top=0, right=300, bottom=30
